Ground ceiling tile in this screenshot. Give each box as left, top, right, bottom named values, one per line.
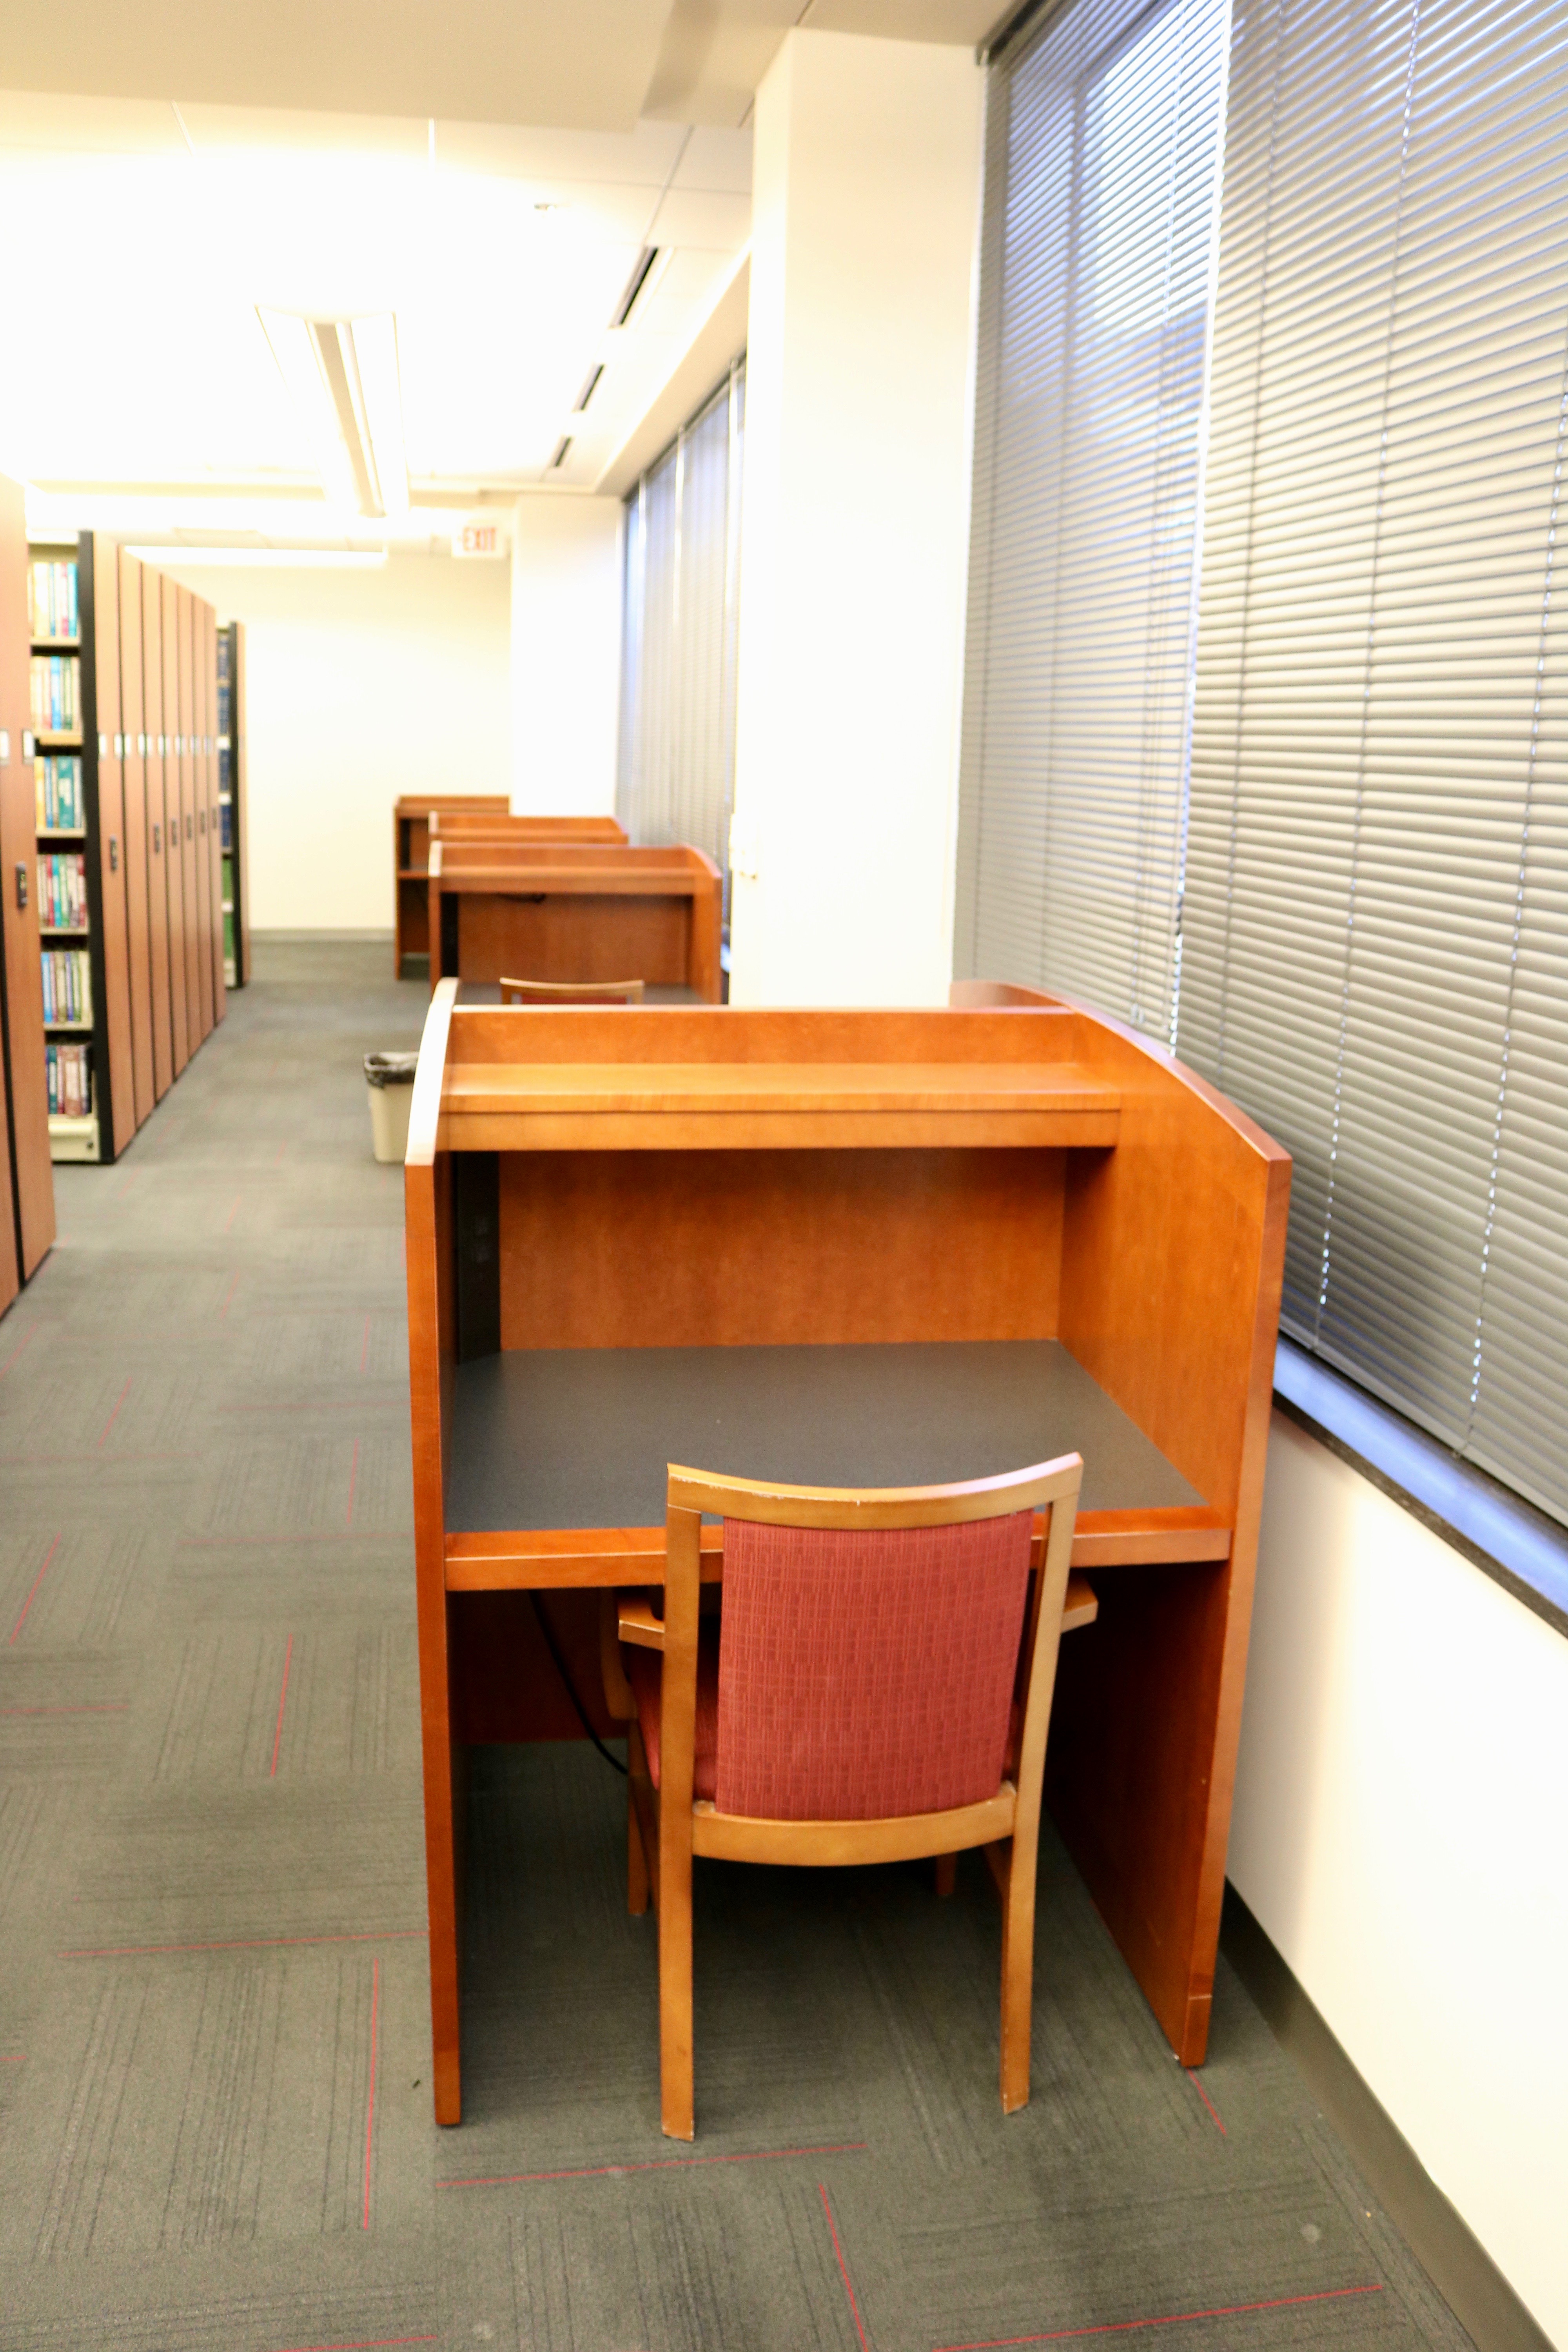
left=0, top=87, right=187, bottom=152
left=670, top=125, right=753, bottom=194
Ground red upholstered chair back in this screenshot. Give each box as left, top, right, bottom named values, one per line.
left=713, top=1509, right=1035, bottom=1822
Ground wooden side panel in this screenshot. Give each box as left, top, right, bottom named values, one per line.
left=117, top=552, right=154, bottom=1122
left=140, top=573, right=172, bottom=1095
left=183, top=589, right=212, bottom=1042
left=88, top=537, right=136, bottom=1158
left=1045, top=1008, right=1291, bottom=2067
left=203, top=603, right=225, bottom=1023
left=499, top=1149, right=1065, bottom=1351
left=175, top=584, right=203, bottom=1047
left=160, top=575, right=187, bottom=1073
left=0, top=1040, right=17, bottom=1310
left=0, top=477, right=54, bottom=1274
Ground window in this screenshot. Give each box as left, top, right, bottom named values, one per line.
left=1178, top=0, right=1568, bottom=1526
left=617, top=362, right=746, bottom=913
left=955, top=0, right=1230, bottom=1037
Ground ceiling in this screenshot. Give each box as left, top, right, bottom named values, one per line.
left=0, top=1, right=1003, bottom=553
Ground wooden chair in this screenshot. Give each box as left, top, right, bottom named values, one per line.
left=600, top=1454, right=1085, bottom=2140
left=498, top=976, right=645, bottom=1005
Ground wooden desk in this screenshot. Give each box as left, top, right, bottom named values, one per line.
left=393, top=798, right=623, bottom=975
left=405, top=993, right=1288, bottom=2125
left=428, top=840, right=723, bottom=1003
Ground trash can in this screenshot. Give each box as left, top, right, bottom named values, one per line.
left=364, top=1052, right=419, bottom=1163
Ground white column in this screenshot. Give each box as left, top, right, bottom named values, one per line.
left=510, top=495, right=623, bottom=815
left=728, top=29, right=984, bottom=1006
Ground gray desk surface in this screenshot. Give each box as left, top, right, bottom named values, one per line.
left=447, top=1341, right=1203, bottom=1532
left=455, top=983, right=704, bottom=1007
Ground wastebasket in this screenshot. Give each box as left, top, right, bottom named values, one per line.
left=365, top=1052, right=419, bottom=1163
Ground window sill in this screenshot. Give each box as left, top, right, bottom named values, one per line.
left=1272, top=1338, right=1568, bottom=1643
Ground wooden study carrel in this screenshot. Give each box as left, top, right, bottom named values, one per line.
left=426, top=837, right=723, bottom=1002
left=405, top=984, right=1289, bottom=2125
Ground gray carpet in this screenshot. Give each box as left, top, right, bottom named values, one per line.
left=0, top=940, right=1474, bottom=2352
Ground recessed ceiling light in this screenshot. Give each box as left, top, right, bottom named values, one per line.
left=257, top=308, right=410, bottom=521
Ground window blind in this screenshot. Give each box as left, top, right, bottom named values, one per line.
left=617, top=361, right=746, bottom=910
left=1179, top=0, right=1568, bottom=1524
left=955, top=0, right=1230, bottom=1036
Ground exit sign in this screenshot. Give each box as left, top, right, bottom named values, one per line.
left=454, top=519, right=506, bottom=559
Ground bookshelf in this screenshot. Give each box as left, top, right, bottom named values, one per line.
left=1, top=472, right=55, bottom=1284
left=217, top=621, right=249, bottom=987
left=29, top=538, right=118, bottom=1160
left=22, top=534, right=226, bottom=1165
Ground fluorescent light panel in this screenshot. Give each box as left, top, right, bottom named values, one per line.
left=125, top=545, right=388, bottom=568
left=258, top=307, right=409, bottom=520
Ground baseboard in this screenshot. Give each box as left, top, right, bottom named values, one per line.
left=251, top=928, right=396, bottom=944
left=1221, top=1885, right=1557, bottom=2352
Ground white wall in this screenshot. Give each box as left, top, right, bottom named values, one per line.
left=510, top=494, right=622, bottom=817
left=156, top=550, right=510, bottom=931
left=728, top=28, right=984, bottom=1006
left=1229, top=1413, right=1568, bottom=2348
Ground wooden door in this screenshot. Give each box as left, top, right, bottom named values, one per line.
left=159, top=575, right=187, bottom=1073
left=202, top=603, right=225, bottom=1021
left=0, top=474, right=55, bottom=1275
left=116, top=552, right=154, bottom=1122
left=87, top=537, right=136, bottom=1157
left=140, top=564, right=172, bottom=1097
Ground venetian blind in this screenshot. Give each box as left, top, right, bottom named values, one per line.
left=1179, top=0, right=1568, bottom=1524
left=955, top=0, right=1230, bottom=1036
left=617, top=361, right=746, bottom=912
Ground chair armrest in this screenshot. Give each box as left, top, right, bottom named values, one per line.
left=618, top=1597, right=666, bottom=1650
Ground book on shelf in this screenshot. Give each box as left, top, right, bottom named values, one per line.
left=29, top=651, right=80, bottom=733
left=40, top=947, right=93, bottom=1027
left=45, top=1041, right=92, bottom=1119
left=35, top=753, right=85, bottom=831
left=28, top=557, right=79, bottom=643
left=37, top=851, right=88, bottom=933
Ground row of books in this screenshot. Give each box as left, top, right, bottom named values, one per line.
left=41, top=948, right=93, bottom=1027
left=35, top=754, right=85, bottom=833
left=45, top=1041, right=91, bottom=1119
left=29, top=653, right=80, bottom=735
left=29, top=558, right=79, bottom=644
left=37, top=852, right=88, bottom=934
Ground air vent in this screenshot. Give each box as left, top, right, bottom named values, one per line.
left=548, top=436, right=573, bottom=470
left=573, top=363, right=604, bottom=414
left=612, top=247, right=661, bottom=328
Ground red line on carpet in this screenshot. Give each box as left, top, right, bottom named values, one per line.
left=930, top=2282, right=1385, bottom=2349
left=219, top=1270, right=240, bottom=1318
left=224, top=1193, right=242, bottom=1232
left=270, top=1634, right=294, bottom=1777
left=362, top=1956, right=380, bottom=2229
left=439, top=2141, right=870, bottom=2189
left=274, top=1139, right=288, bottom=1165
left=820, top=2182, right=872, bottom=2352
left=346, top=1438, right=360, bottom=1528
left=0, top=1451, right=198, bottom=1464
left=0, top=1703, right=126, bottom=1716
left=0, top=2053, right=24, bottom=2061
left=96, top=1376, right=132, bottom=1448
left=1186, top=2071, right=1227, bottom=2136
left=360, top=1314, right=371, bottom=1372
left=8, top=1534, right=62, bottom=1646
left=272, top=2339, right=437, bottom=2351
left=60, top=1928, right=425, bottom=1958
left=0, top=1325, right=40, bottom=1381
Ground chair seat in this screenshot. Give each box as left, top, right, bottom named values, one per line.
left=626, top=1631, right=720, bottom=1801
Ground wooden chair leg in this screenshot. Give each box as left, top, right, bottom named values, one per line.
left=659, top=1825, right=695, bottom=2140
left=934, top=1852, right=958, bottom=1897
left=999, top=1832, right=1038, bottom=2114
left=626, top=1721, right=651, bottom=1916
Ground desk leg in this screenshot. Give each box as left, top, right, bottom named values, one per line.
left=417, top=1594, right=465, bottom=2125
